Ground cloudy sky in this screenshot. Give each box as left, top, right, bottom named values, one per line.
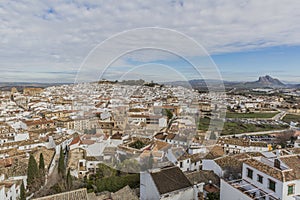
left=1, top=0, right=300, bottom=83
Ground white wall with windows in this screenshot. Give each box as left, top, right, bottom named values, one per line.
left=242, top=163, right=300, bottom=200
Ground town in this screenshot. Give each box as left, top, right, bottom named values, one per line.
left=0, top=79, right=299, bottom=200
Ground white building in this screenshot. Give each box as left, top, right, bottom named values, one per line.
left=294, top=136, right=300, bottom=148
left=219, top=138, right=270, bottom=154
left=220, top=153, right=300, bottom=200
left=140, top=166, right=195, bottom=200
left=0, top=175, right=27, bottom=200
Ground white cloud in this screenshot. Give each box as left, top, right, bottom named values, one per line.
left=0, top=0, right=300, bottom=82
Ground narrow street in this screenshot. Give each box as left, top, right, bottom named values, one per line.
left=272, top=109, right=287, bottom=121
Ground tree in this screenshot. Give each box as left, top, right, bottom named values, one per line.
left=207, top=192, right=220, bottom=200
left=66, top=168, right=73, bottom=190
left=147, top=153, right=154, bottom=170
left=39, top=153, right=45, bottom=185
left=165, top=109, right=173, bottom=121
left=20, top=180, right=26, bottom=200
left=117, top=159, right=140, bottom=173
left=276, top=131, right=295, bottom=148
left=58, top=146, right=65, bottom=177
left=27, top=154, right=39, bottom=191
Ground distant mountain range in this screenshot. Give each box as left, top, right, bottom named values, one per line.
left=166, top=75, right=300, bottom=89
left=0, top=75, right=299, bottom=91
left=0, top=82, right=70, bottom=91
left=243, top=75, right=285, bottom=88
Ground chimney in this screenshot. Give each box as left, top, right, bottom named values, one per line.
left=276, top=149, right=281, bottom=157
left=274, top=159, right=281, bottom=169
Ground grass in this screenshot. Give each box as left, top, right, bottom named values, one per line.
left=129, top=140, right=147, bottom=149
left=282, top=114, right=300, bottom=125
left=198, top=117, right=211, bottom=131
left=221, top=122, right=287, bottom=135
left=87, top=163, right=140, bottom=193
left=198, top=117, right=288, bottom=135
left=226, top=112, right=279, bottom=119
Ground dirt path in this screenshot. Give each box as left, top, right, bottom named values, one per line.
left=33, top=162, right=62, bottom=198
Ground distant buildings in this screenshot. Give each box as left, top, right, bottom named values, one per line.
left=0, top=81, right=299, bottom=199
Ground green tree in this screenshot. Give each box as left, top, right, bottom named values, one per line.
left=207, top=192, right=220, bottom=200
left=148, top=153, right=154, bottom=169
left=117, top=159, right=140, bottom=173
left=164, top=109, right=173, bottom=121
left=66, top=168, right=73, bottom=190
left=95, top=174, right=140, bottom=193
left=20, top=180, right=26, bottom=200
left=27, top=154, right=39, bottom=191
left=39, top=153, right=45, bottom=185
left=58, top=146, right=65, bottom=177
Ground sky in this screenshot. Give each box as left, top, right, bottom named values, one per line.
left=0, top=0, right=300, bottom=83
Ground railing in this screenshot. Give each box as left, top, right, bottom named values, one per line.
left=225, top=179, right=279, bottom=200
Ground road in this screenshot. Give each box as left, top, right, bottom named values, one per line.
left=272, top=110, right=287, bottom=121
left=220, top=128, right=291, bottom=138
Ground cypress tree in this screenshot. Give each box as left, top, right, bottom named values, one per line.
left=20, top=180, right=26, bottom=200
left=27, top=154, right=39, bottom=191
left=148, top=153, right=154, bottom=169
left=58, top=146, right=65, bottom=177
left=39, top=153, right=45, bottom=185
left=66, top=168, right=73, bottom=190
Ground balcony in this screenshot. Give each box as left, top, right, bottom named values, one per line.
left=226, top=179, right=279, bottom=200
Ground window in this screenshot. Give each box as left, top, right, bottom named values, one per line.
left=247, top=168, right=253, bottom=179
left=288, top=184, right=295, bottom=195
left=257, top=174, right=263, bottom=184
left=268, top=179, right=276, bottom=192
left=180, top=162, right=183, bottom=168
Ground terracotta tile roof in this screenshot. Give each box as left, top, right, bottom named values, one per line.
left=154, top=132, right=167, bottom=140
left=204, top=145, right=224, bottom=159
left=111, top=132, right=122, bottom=140
left=152, top=140, right=170, bottom=151
left=280, top=155, right=300, bottom=181
left=190, top=153, right=205, bottom=163
left=80, top=139, right=95, bottom=145
left=232, top=152, right=264, bottom=160
left=218, top=138, right=268, bottom=147
left=289, top=148, right=300, bottom=154
left=150, top=166, right=192, bottom=195
left=204, top=184, right=219, bottom=193
left=165, top=133, right=176, bottom=140
left=23, top=118, right=54, bottom=126
left=32, top=147, right=55, bottom=169
left=111, top=185, right=139, bottom=200
left=244, top=155, right=300, bottom=182
left=178, top=152, right=191, bottom=161
left=33, top=188, right=88, bottom=200
left=0, top=157, right=13, bottom=167
left=215, top=156, right=243, bottom=171
left=244, top=158, right=284, bottom=181
left=0, top=156, right=28, bottom=177
left=69, top=136, right=81, bottom=146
